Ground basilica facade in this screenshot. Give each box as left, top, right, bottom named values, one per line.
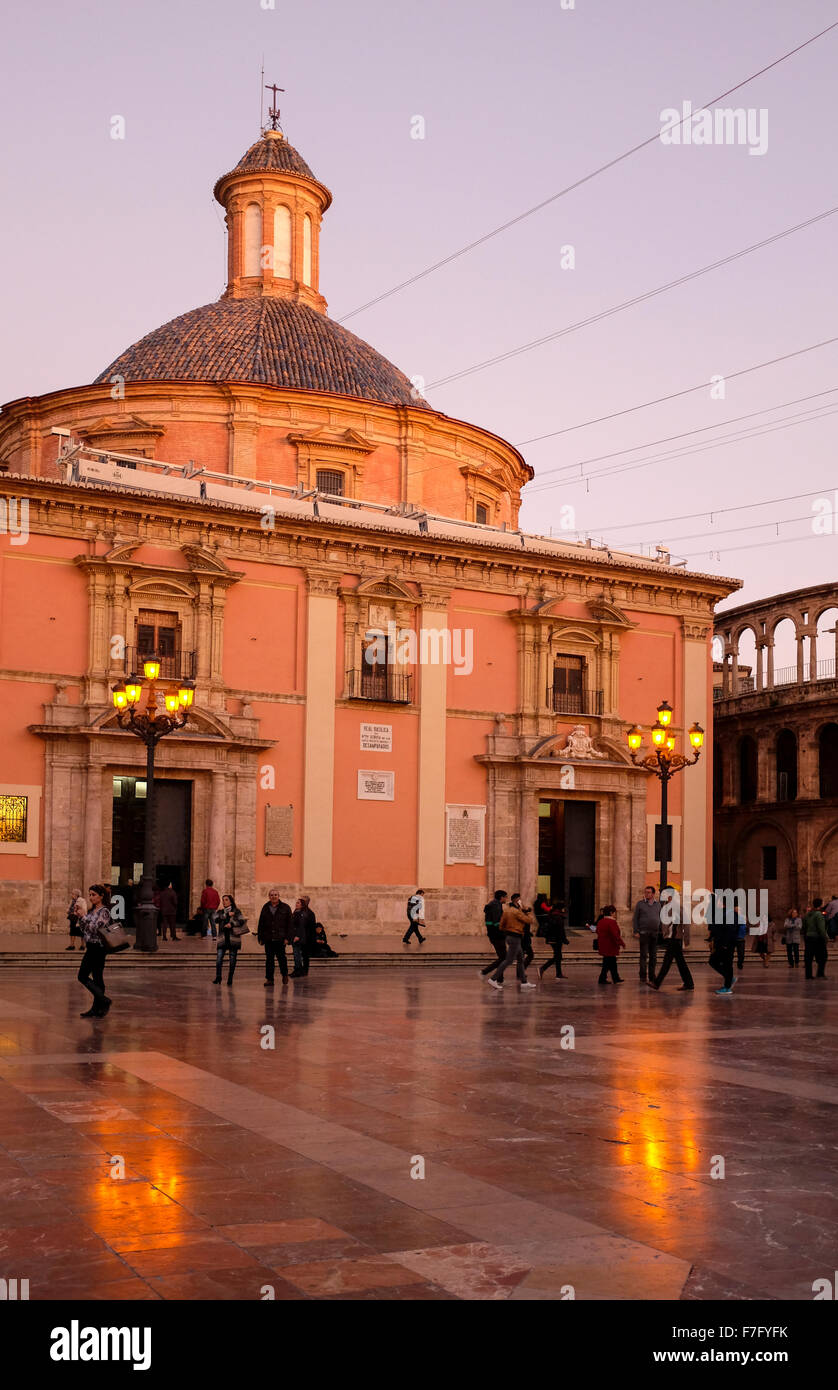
left=0, top=123, right=736, bottom=933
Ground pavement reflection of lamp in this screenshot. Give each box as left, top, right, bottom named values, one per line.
left=625, top=701, right=704, bottom=895
left=111, top=661, right=196, bottom=952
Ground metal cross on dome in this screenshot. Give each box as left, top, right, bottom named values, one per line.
left=265, top=83, right=285, bottom=130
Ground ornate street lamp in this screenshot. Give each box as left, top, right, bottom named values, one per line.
left=626, top=700, right=704, bottom=895
left=112, top=659, right=195, bottom=951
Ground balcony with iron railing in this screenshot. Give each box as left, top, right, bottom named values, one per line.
left=345, top=668, right=412, bottom=704
left=547, top=687, right=604, bottom=716
left=123, top=646, right=198, bottom=683
left=714, top=657, right=838, bottom=701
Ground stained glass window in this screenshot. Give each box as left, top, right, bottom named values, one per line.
left=0, top=795, right=28, bottom=843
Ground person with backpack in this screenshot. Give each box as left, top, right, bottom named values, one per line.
left=803, top=897, right=828, bottom=980
left=538, top=900, right=569, bottom=980
left=479, top=890, right=508, bottom=976
left=403, top=889, right=426, bottom=944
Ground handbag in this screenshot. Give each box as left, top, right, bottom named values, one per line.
left=99, top=923, right=130, bottom=952
left=230, top=917, right=249, bottom=938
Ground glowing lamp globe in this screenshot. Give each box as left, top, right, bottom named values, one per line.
left=143, top=657, right=161, bottom=682
left=112, top=684, right=128, bottom=711
left=164, top=691, right=180, bottom=714
left=125, top=677, right=142, bottom=705
left=689, top=722, right=705, bottom=750
left=651, top=721, right=666, bottom=748
left=626, top=725, right=643, bottom=751
left=657, top=700, right=673, bottom=727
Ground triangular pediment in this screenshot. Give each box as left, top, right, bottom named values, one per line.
left=180, top=544, right=237, bottom=577
left=352, top=574, right=417, bottom=603
left=287, top=427, right=374, bottom=456
left=587, top=597, right=635, bottom=628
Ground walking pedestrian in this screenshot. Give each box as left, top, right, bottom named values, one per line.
left=595, top=905, right=625, bottom=985
left=479, top=890, right=508, bottom=976
left=158, top=882, right=178, bottom=941
left=803, top=898, right=828, bottom=980
left=76, top=885, right=114, bottom=1018
left=649, top=887, right=694, bottom=991
left=213, top=894, right=247, bottom=986
left=707, top=902, right=737, bottom=994
left=257, top=888, right=291, bottom=985
left=783, top=907, right=802, bottom=967
left=487, top=898, right=535, bottom=990
left=200, top=879, right=221, bottom=938
left=510, top=893, right=535, bottom=968
left=632, top=885, right=661, bottom=984
left=538, top=900, right=569, bottom=980
left=403, top=889, right=426, bottom=944
left=66, top=888, right=85, bottom=951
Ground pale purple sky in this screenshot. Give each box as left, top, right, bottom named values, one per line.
left=2, top=0, right=837, bottom=613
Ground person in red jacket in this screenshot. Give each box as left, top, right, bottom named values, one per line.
left=200, top=879, right=221, bottom=938
left=595, top=906, right=625, bottom=985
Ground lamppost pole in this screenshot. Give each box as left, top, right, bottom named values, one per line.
left=112, top=661, right=195, bottom=953
left=626, top=700, right=704, bottom=902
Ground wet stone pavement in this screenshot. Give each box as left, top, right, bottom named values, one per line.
left=0, top=960, right=835, bottom=1301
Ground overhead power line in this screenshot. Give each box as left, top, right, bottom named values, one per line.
left=336, top=20, right=838, bottom=323
left=527, top=386, right=838, bottom=486
left=517, top=335, right=838, bottom=445
left=426, top=206, right=838, bottom=390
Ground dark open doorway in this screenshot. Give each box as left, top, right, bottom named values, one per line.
left=537, top=799, right=596, bottom=926
left=111, top=776, right=192, bottom=923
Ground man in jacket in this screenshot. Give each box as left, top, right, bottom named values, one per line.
left=403, top=889, right=426, bottom=944
left=257, top=889, right=292, bottom=985
left=707, top=899, right=738, bottom=994
left=487, top=899, right=536, bottom=990
left=200, top=879, right=221, bottom=938
left=803, top=898, right=828, bottom=979
left=479, top=890, right=508, bottom=976
left=632, top=886, right=661, bottom=984
left=649, top=887, right=694, bottom=991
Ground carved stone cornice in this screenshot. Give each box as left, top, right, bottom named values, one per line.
left=418, top=582, right=453, bottom=610
left=306, top=567, right=342, bottom=597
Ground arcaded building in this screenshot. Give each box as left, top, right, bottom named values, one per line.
left=0, top=122, right=736, bottom=934
left=714, top=582, right=838, bottom=916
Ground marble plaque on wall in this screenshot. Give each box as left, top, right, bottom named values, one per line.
left=357, top=770, right=395, bottom=801
left=445, top=804, right=486, bottom=865
left=265, top=803, right=294, bottom=855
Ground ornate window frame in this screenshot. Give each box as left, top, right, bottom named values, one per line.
left=0, top=783, right=41, bottom=857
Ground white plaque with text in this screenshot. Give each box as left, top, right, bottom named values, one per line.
left=445, top=804, right=486, bottom=865
left=360, top=723, right=392, bottom=752
left=358, top=769, right=395, bottom=801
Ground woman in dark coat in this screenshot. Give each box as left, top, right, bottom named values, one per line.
left=291, top=897, right=317, bottom=976
left=538, top=901, right=569, bottom=980
left=213, top=894, right=247, bottom=986
left=66, top=888, right=84, bottom=951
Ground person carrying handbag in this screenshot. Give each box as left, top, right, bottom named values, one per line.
left=76, top=884, right=115, bottom=1018
left=213, top=894, right=248, bottom=986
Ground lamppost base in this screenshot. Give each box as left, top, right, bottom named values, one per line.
left=133, top=899, right=159, bottom=953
